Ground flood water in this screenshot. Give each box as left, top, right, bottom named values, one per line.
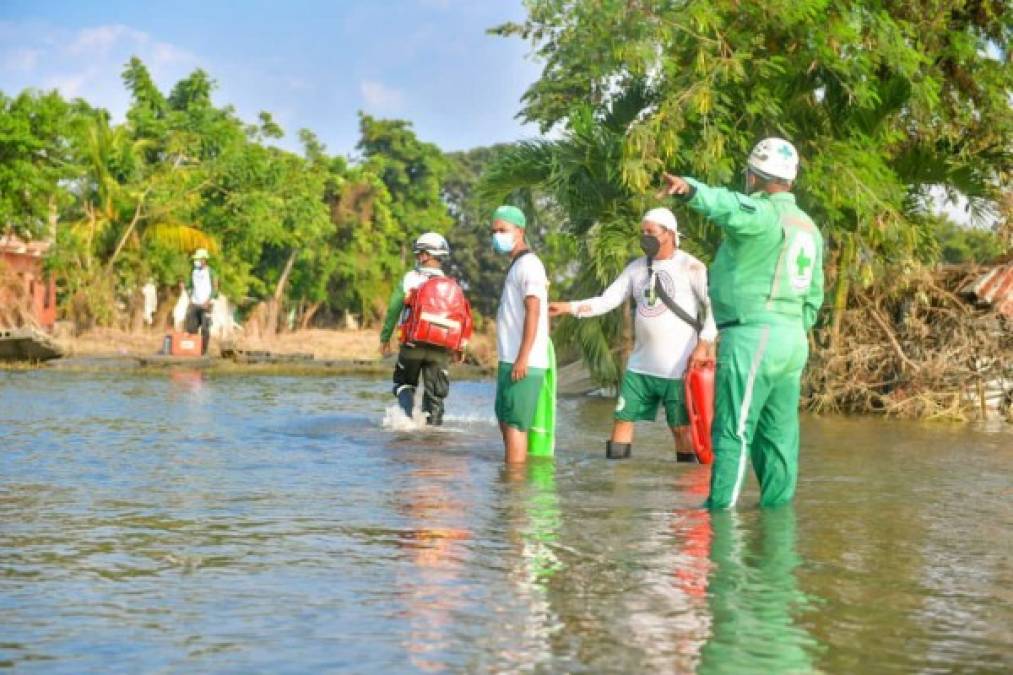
left=2, top=370, right=1011, bottom=673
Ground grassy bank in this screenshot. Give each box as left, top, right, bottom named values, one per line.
left=2, top=327, right=496, bottom=379
left=49, top=327, right=495, bottom=364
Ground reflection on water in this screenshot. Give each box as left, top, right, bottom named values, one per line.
left=1, top=371, right=1011, bottom=672
left=699, top=508, right=817, bottom=674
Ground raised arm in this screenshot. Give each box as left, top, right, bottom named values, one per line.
left=379, top=281, right=406, bottom=346
left=660, top=173, right=777, bottom=238
left=550, top=264, right=633, bottom=319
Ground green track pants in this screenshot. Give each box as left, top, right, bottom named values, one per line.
left=707, top=323, right=808, bottom=509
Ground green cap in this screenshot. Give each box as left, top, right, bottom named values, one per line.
left=492, top=205, right=526, bottom=229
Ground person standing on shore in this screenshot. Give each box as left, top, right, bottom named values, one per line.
left=548, top=207, right=717, bottom=461
left=659, top=138, right=824, bottom=509
left=185, top=249, right=218, bottom=356
left=491, top=205, right=551, bottom=464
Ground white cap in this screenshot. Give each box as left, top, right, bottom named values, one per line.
left=643, top=207, right=678, bottom=245
left=747, top=137, right=799, bottom=181
left=192, top=248, right=210, bottom=260
left=642, top=207, right=677, bottom=232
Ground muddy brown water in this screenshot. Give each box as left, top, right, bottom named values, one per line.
left=2, top=371, right=1010, bottom=672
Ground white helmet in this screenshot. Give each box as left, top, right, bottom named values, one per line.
left=747, top=137, right=799, bottom=181
left=413, top=232, right=450, bottom=258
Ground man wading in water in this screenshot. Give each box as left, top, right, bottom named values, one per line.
left=659, top=137, right=824, bottom=509
left=549, top=207, right=717, bottom=461
left=491, top=206, right=551, bottom=464
left=380, top=232, right=471, bottom=426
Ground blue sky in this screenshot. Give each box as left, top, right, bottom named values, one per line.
left=0, top=0, right=542, bottom=155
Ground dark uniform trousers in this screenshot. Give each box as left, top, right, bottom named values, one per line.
left=392, top=344, right=451, bottom=425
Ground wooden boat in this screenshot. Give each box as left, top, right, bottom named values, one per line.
left=0, top=327, right=64, bottom=362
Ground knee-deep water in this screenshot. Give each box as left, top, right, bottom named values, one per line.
left=1, top=370, right=1010, bottom=672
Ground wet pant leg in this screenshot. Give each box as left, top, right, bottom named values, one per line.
left=420, top=348, right=451, bottom=425
left=752, top=370, right=802, bottom=507
left=752, top=326, right=807, bottom=507
left=707, top=326, right=773, bottom=510
left=393, top=346, right=425, bottom=416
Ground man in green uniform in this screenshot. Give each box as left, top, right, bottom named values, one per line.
left=660, top=137, right=824, bottom=509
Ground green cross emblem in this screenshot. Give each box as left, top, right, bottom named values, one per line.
left=795, top=248, right=812, bottom=276
left=778, top=144, right=794, bottom=159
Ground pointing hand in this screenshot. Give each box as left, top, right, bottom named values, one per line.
left=657, top=173, right=691, bottom=198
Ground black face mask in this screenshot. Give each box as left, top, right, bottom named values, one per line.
left=640, top=234, right=661, bottom=258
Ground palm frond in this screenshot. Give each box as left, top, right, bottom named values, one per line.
left=144, top=221, right=219, bottom=253
left=478, top=140, right=556, bottom=201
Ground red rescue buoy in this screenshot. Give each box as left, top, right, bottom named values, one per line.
left=684, top=362, right=715, bottom=464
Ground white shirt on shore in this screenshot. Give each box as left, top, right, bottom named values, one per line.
left=572, top=251, right=717, bottom=380
left=191, top=267, right=213, bottom=305
left=496, top=252, right=550, bottom=369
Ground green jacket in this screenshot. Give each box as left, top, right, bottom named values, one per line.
left=682, top=178, right=824, bottom=330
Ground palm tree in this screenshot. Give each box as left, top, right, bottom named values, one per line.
left=74, top=114, right=217, bottom=271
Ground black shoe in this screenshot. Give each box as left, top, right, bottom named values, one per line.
left=676, top=452, right=698, bottom=463
left=606, top=441, right=632, bottom=459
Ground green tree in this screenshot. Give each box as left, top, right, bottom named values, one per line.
left=357, top=113, right=452, bottom=242
left=494, top=0, right=1012, bottom=350
left=930, top=216, right=1003, bottom=264
left=0, top=90, right=82, bottom=239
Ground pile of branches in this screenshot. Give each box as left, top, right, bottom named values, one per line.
left=805, top=265, right=1012, bottom=421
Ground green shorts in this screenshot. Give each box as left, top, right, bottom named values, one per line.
left=615, top=370, right=688, bottom=427
left=495, top=361, right=547, bottom=431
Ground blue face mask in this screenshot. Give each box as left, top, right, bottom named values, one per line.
left=491, top=231, right=515, bottom=254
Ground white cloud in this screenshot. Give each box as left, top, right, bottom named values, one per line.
left=2, top=48, right=41, bottom=72
left=41, top=68, right=96, bottom=98
left=67, top=24, right=149, bottom=56
left=0, top=22, right=201, bottom=120
left=360, top=79, right=404, bottom=110
left=151, top=41, right=196, bottom=67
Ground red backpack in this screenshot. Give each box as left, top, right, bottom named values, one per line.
left=399, top=276, right=474, bottom=351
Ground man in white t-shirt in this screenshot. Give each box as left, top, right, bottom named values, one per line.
left=184, top=248, right=219, bottom=355
left=549, top=207, right=717, bottom=460
left=491, top=205, right=551, bottom=464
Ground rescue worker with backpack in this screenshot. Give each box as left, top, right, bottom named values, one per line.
left=659, top=137, right=824, bottom=509
left=549, top=207, right=717, bottom=461
left=380, top=232, right=474, bottom=426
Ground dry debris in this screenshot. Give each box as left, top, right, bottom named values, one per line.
left=805, top=265, right=1012, bottom=421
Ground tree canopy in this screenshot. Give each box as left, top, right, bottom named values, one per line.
left=485, top=0, right=1011, bottom=380
left=1, top=11, right=1008, bottom=352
